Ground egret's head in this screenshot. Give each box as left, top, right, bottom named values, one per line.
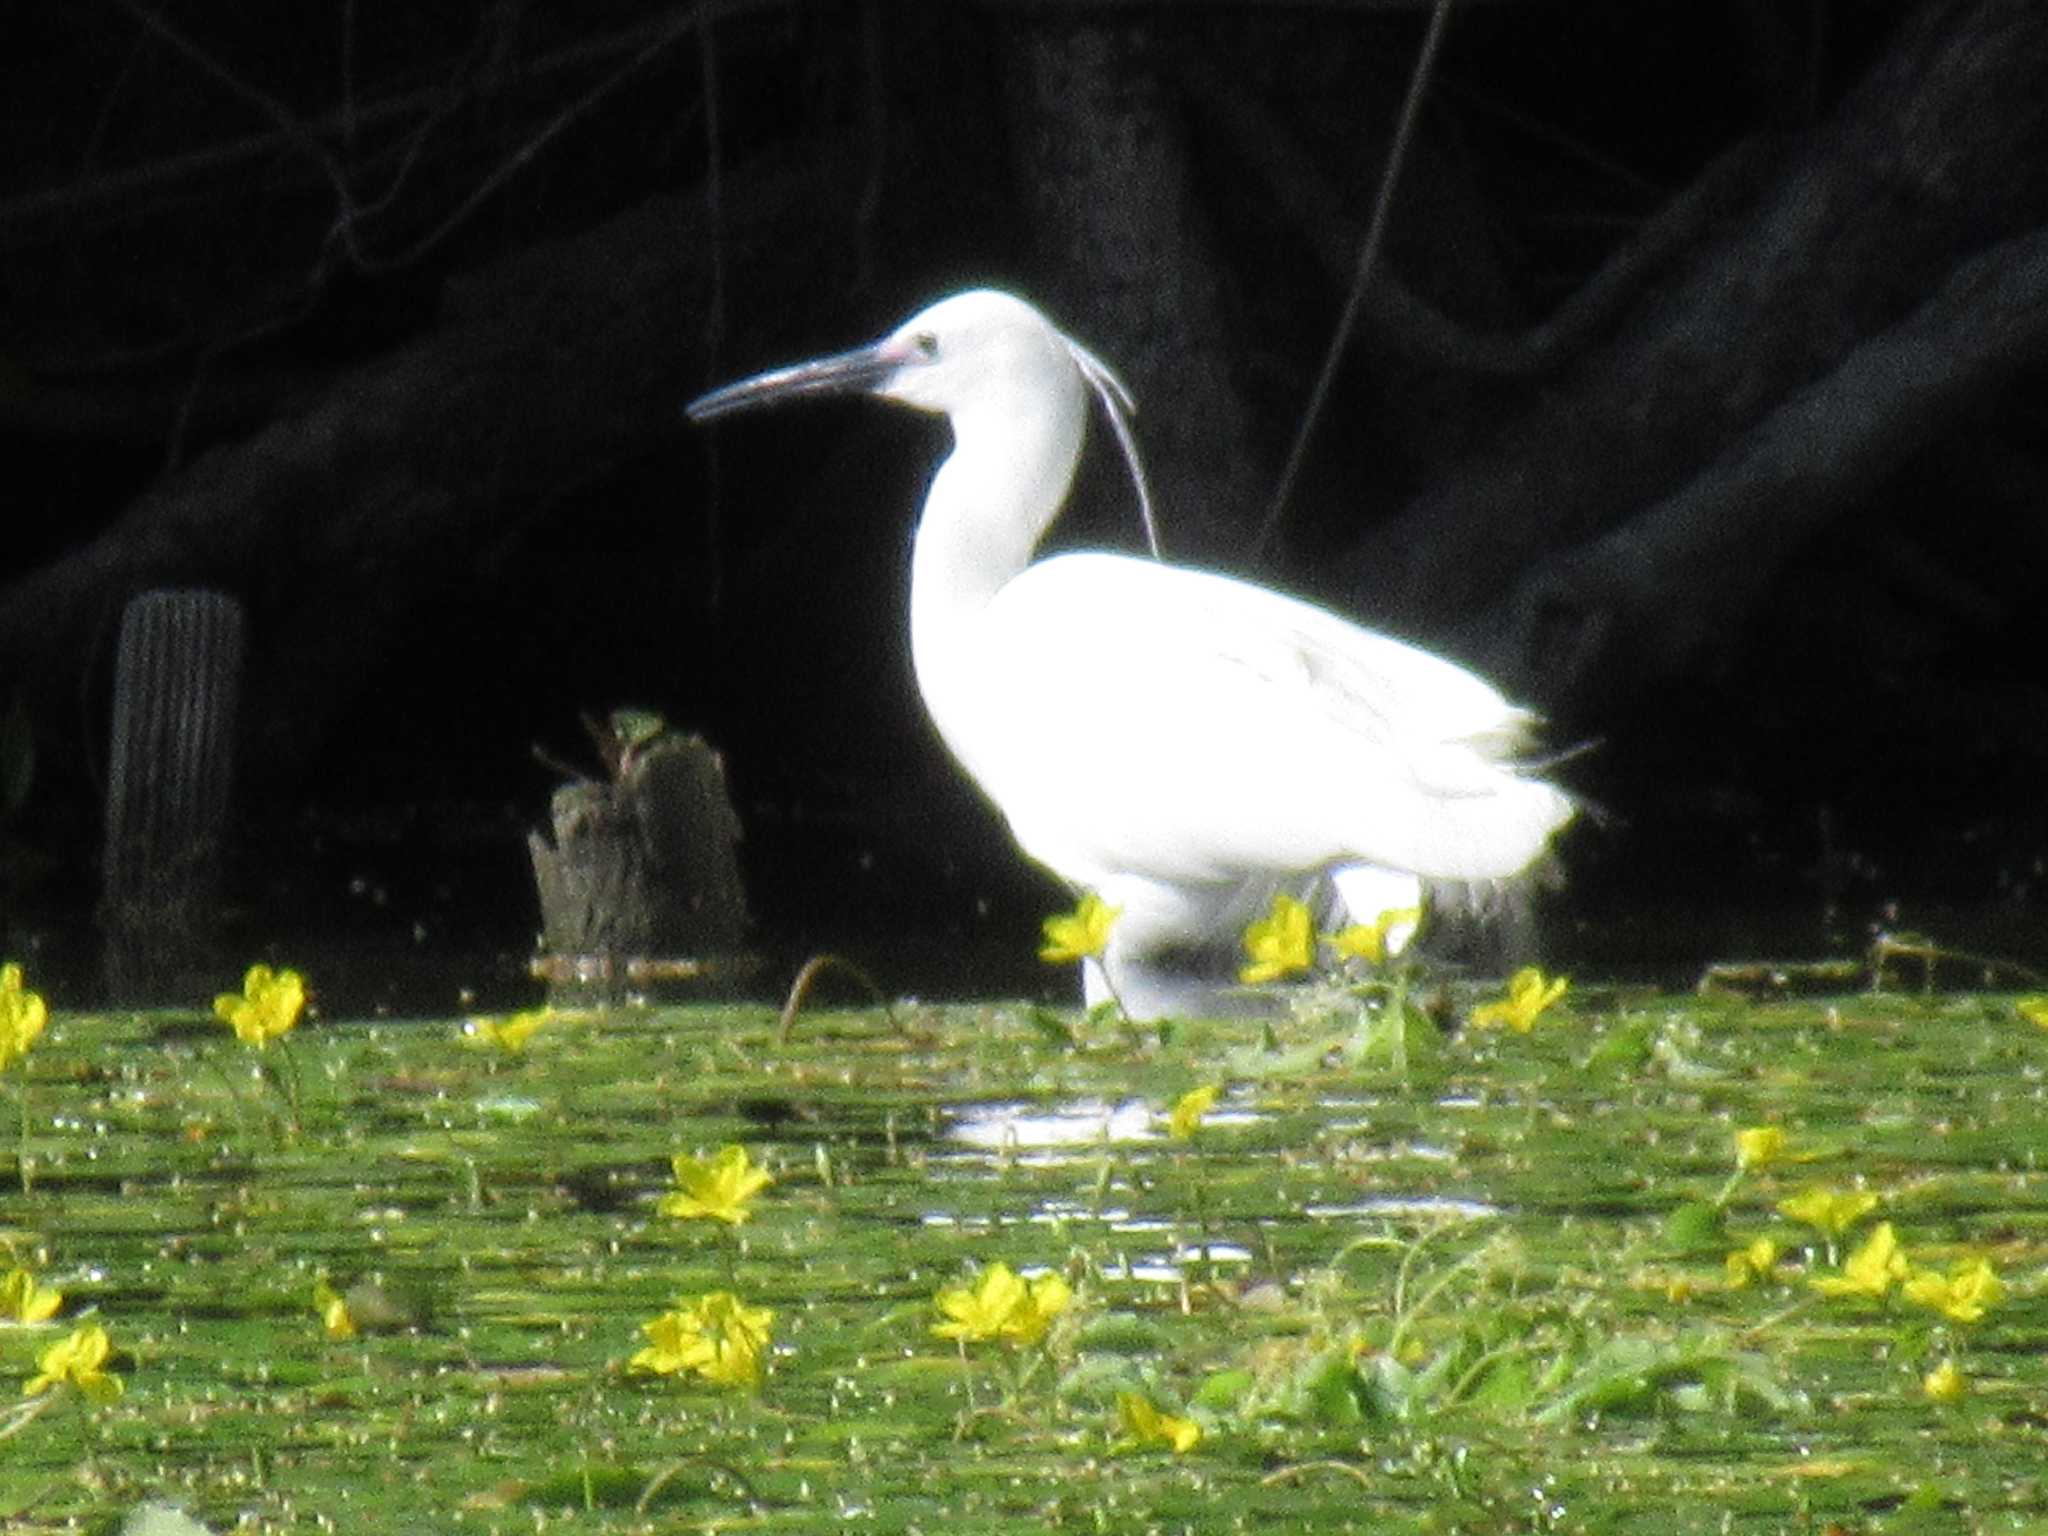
left=687, top=288, right=1159, bottom=555
left=869, top=291, right=1078, bottom=420
left=686, top=289, right=1081, bottom=430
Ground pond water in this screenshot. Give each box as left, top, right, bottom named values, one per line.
left=1, top=984, right=2043, bottom=1533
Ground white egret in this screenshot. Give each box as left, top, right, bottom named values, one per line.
left=688, top=290, right=1573, bottom=1018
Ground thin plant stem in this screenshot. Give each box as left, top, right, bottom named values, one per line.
left=13, top=1079, right=29, bottom=1196
left=268, top=1037, right=306, bottom=1134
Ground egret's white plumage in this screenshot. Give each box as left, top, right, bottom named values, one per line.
left=689, top=289, right=1573, bottom=1018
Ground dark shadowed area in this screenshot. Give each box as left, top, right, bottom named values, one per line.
left=4, top=0, right=2047, bottom=1012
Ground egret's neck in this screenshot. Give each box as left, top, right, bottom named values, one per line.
left=909, top=395, right=1084, bottom=715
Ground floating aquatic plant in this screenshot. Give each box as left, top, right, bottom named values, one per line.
left=23, top=1321, right=121, bottom=1402
left=1039, top=894, right=1120, bottom=964
left=1469, top=967, right=1569, bottom=1033
left=1239, top=893, right=1315, bottom=985
left=629, top=1292, right=773, bottom=1389
left=660, top=1144, right=773, bottom=1227
left=932, top=1261, right=1070, bottom=1349
left=1113, top=1390, right=1201, bottom=1454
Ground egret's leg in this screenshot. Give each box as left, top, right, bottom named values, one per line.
left=1084, top=878, right=1277, bottom=1022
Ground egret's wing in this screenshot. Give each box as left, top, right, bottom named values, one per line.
left=965, top=553, right=1570, bottom=886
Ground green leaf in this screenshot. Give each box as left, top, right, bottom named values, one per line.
left=1075, top=1312, right=1174, bottom=1355
left=1351, top=1350, right=1414, bottom=1423
left=1025, top=1008, right=1078, bottom=1047
left=1663, top=1200, right=1730, bottom=1255
left=1295, top=1346, right=1368, bottom=1426
left=1192, top=1367, right=1255, bottom=1410
left=1462, top=1350, right=1536, bottom=1411
left=1584, top=1018, right=1653, bottom=1075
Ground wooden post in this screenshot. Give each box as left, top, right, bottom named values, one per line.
left=528, top=729, right=750, bottom=1004
left=100, top=590, right=244, bottom=1000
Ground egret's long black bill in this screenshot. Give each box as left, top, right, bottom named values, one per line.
left=685, top=339, right=907, bottom=423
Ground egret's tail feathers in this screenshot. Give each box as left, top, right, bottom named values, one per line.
left=1355, top=776, right=1573, bottom=883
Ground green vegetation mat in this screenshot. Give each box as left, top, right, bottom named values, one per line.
left=2, top=981, right=2045, bottom=1533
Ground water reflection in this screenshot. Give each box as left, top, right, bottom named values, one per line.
left=942, top=1094, right=1264, bottom=1153
left=943, top=1097, right=1155, bottom=1150
left=1305, top=1196, right=1499, bottom=1221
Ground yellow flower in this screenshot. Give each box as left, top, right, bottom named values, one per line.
left=462, top=1010, right=550, bottom=1055
left=0, top=962, right=48, bottom=1073
left=1724, top=1237, right=1779, bottom=1289
left=628, top=1309, right=714, bottom=1377
left=0, top=1266, right=62, bottom=1324
left=2016, top=995, right=2048, bottom=1030
left=932, top=1261, right=1024, bottom=1344
left=1903, top=1256, right=2002, bottom=1325
left=1811, top=1221, right=1908, bottom=1301
left=1923, top=1358, right=1967, bottom=1403
left=1734, top=1126, right=1788, bottom=1172
left=312, top=1279, right=356, bottom=1341
left=1006, top=1270, right=1071, bottom=1347
left=1327, top=906, right=1422, bottom=967
left=693, top=1293, right=775, bottom=1388
left=1468, top=967, right=1569, bottom=1033
left=1113, top=1391, right=1201, bottom=1454
left=658, top=1144, right=773, bottom=1225
left=663, top=1146, right=774, bottom=1236
left=212, top=965, right=306, bottom=1050
left=23, top=1322, right=122, bottom=1402
left=629, top=1292, right=773, bottom=1388
left=1039, top=893, right=1121, bottom=964
left=1239, top=893, right=1315, bottom=985
left=1166, top=1084, right=1221, bottom=1141
left=932, top=1262, right=1070, bottom=1348
left=1776, top=1185, right=1879, bottom=1239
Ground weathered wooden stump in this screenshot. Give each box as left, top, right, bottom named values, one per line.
left=99, top=589, right=244, bottom=1001
left=528, top=723, right=749, bottom=1004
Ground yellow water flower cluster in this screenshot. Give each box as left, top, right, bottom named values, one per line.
left=1240, top=894, right=1317, bottom=985
left=660, top=1144, right=774, bottom=1226
left=1328, top=906, right=1421, bottom=967
left=1777, top=1186, right=2005, bottom=1323
left=1166, top=1083, right=1221, bottom=1141
left=212, top=965, right=306, bottom=1050
left=1046, top=891, right=1435, bottom=988
left=1734, top=1126, right=1788, bottom=1172
left=1723, top=1237, right=1779, bottom=1289
left=630, top=1292, right=774, bottom=1388
left=312, top=1279, right=357, bottom=1341
left=1, top=1266, right=61, bottom=1324
left=1039, top=894, right=1121, bottom=964
left=1469, top=967, right=1570, bottom=1033
left=932, top=1262, right=1071, bottom=1349
left=1237, top=893, right=1431, bottom=986
left=23, top=1322, right=122, bottom=1402
left=1809, top=1221, right=1910, bottom=1301
left=0, top=963, right=47, bottom=1073
left=1114, top=1390, right=1201, bottom=1454
left=627, top=1143, right=779, bottom=1388
left=1777, top=1185, right=1879, bottom=1240
left=462, top=1010, right=551, bottom=1056
left=1923, top=1358, right=1967, bottom=1403
left=1902, top=1255, right=2004, bottom=1324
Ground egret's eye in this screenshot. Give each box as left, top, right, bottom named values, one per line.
left=911, top=331, right=939, bottom=359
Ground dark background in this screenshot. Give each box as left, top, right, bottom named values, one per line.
left=5, top=0, right=2047, bottom=1013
